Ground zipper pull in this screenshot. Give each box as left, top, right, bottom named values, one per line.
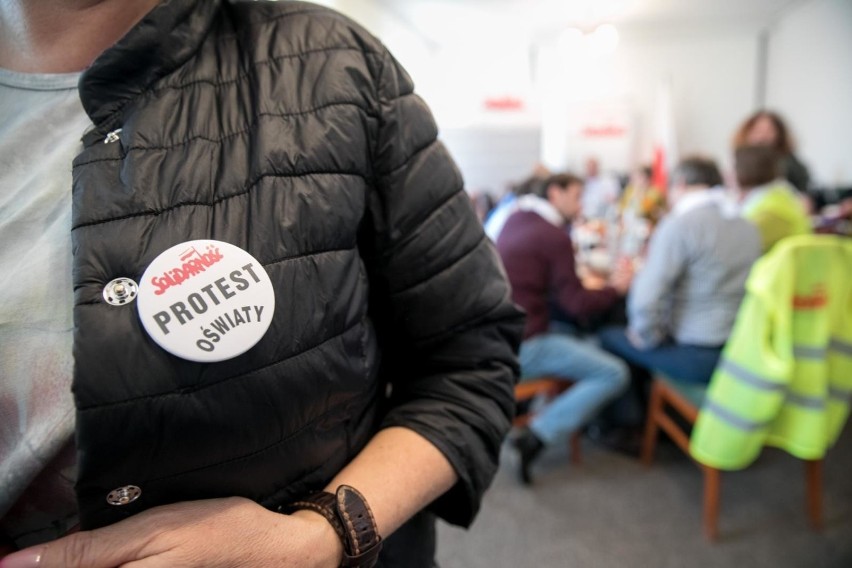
left=103, top=128, right=123, bottom=144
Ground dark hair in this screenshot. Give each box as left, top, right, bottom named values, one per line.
left=513, top=175, right=546, bottom=197
left=534, top=173, right=583, bottom=198
left=734, top=146, right=782, bottom=189
left=672, top=157, right=722, bottom=188
left=732, top=110, right=795, bottom=154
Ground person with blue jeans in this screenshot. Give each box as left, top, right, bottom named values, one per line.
left=519, top=334, right=629, bottom=441
left=596, top=335, right=725, bottom=385
left=600, top=157, right=761, bottom=428
left=497, top=173, right=632, bottom=484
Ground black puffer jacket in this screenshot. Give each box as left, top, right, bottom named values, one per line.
left=70, top=0, right=523, bottom=559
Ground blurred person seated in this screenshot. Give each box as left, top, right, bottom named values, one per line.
left=484, top=164, right=550, bottom=241
left=581, top=157, right=621, bottom=220
left=733, top=109, right=811, bottom=193
left=599, top=158, right=761, bottom=444
left=619, top=165, right=667, bottom=226
left=735, top=145, right=813, bottom=252
left=496, top=173, right=633, bottom=484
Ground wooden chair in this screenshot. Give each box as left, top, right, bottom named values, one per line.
left=514, top=377, right=581, bottom=464
left=641, top=374, right=823, bottom=541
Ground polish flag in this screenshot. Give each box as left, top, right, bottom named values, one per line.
left=651, top=80, right=678, bottom=192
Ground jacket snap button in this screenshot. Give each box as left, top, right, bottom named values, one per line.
left=106, top=485, right=142, bottom=506
left=103, top=277, right=138, bottom=305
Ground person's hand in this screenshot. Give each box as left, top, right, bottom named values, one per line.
left=626, top=328, right=646, bottom=349
left=0, top=497, right=343, bottom=568
left=608, top=258, right=634, bottom=295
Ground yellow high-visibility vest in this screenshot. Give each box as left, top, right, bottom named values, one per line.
left=741, top=181, right=812, bottom=252
left=690, top=235, right=852, bottom=470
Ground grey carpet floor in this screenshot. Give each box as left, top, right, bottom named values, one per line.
left=436, top=424, right=852, bottom=568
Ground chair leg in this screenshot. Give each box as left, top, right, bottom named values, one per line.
left=641, top=380, right=663, bottom=466
left=703, top=466, right=721, bottom=541
left=805, top=459, right=823, bottom=530
left=569, top=432, right=582, bottom=465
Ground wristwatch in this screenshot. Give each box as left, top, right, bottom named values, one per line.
left=282, top=485, right=383, bottom=568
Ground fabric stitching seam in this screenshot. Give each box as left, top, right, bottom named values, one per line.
left=70, top=171, right=367, bottom=230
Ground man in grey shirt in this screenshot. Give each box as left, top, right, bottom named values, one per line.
left=600, top=157, right=761, bottom=384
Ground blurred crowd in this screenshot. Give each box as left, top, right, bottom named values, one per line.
left=470, top=109, right=852, bottom=482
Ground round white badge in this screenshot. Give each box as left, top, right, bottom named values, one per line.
left=136, top=240, right=275, bottom=362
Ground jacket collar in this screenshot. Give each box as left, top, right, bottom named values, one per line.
left=79, top=0, right=221, bottom=142
left=516, top=194, right=565, bottom=228
left=672, top=186, right=736, bottom=218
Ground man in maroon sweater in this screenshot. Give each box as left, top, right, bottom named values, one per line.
left=497, top=173, right=632, bottom=484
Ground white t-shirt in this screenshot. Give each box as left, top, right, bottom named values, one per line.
left=0, top=67, right=92, bottom=547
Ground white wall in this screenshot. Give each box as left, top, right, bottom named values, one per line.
left=439, top=127, right=542, bottom=195
left=537, top=27, right=759, bottom=175
left=419, top=24, right=761, bottom=193
left=388, top=18, right=761, bottom=191
left=766, top=0, right=852, bottom=187
left=615, top=29, right=758, bottom=170
left=310, top=1, right=852, bottom=193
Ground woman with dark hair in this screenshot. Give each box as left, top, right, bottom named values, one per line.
left=732, top=110, right=811, bottom=192
left=734, top=146, right=812, bottom=252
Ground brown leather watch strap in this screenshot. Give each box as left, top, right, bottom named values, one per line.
left=284, top=490, right=346, bottom=543
left=281, top=485, right=382, bottom=568
left=335, top=485, right=382, bottom=567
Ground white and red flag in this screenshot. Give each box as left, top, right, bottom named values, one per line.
left=651, top=80, right=678, bottom=192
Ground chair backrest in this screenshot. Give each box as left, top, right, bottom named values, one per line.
left=690, top=235, right=852, bottom=470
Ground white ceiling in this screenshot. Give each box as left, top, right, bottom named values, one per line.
left=372, top=0, right=811, bottom=46
left=380, top=0, right=808, bottom=26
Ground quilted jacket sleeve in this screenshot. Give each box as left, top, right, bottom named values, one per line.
left=360, top=46, right=524, bottom=527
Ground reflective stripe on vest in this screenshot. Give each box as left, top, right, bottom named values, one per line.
left=715, top=358, right=841, bottom=417
left=702, top=400, right=772, bottom=432
left=830, top=337, right=852, bottom=356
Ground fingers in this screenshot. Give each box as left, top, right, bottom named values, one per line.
left=0, top=498, right=281, bottom=568
left=0, top=548, right=43, bottom=568
left=40, top=529, right=139, bottom=568
left=5, top=518, right=156, bottom=568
